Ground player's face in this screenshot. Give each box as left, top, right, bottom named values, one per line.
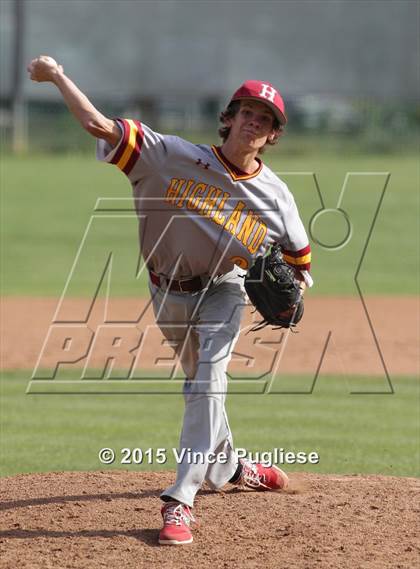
left=226, top=100, right=276, bottom=152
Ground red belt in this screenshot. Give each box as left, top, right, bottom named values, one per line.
left=149, top=270, right=205, bottom=293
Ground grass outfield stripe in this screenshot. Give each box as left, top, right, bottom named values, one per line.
left=2, top=153, right=419, bottom=295
left=1, top=372, right=418, bottom=478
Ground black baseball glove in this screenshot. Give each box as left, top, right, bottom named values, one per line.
left=244, top=245, right=304, bottom=330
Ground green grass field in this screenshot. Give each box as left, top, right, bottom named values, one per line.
left=1, top=148, right=419, bottom=296
left=1, top=373, right=418, bottom=478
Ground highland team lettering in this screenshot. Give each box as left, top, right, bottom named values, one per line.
left=164, top=177, right=267, bottom=254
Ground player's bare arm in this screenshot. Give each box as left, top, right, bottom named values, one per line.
left=27, top=55, right=120, bottom=146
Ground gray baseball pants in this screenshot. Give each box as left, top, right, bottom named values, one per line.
left=149, top=268, right=246, bottom=507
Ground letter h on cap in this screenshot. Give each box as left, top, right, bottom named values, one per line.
left=259, top=83, right=277, bottom=103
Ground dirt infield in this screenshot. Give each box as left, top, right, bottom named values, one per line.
left=0, top=471, right=419, bottom=568
left=1, top=296, right=419, bottom=375
left=1, top=298, right=419, bottom=567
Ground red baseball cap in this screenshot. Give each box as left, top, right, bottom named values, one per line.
left=229, top=80, right=287, bottom=125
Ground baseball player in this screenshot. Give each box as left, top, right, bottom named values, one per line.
left=28, top=55, right=312, bottom=546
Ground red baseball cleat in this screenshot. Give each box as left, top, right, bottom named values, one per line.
left=236, top=459, right=289, bottom=491
left=158, top=501, right=195, bottom=545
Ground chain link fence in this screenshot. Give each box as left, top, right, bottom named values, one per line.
left=1, top=95, right=419, bottom=155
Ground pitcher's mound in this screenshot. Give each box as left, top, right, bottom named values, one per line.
left=0, top=471, right=418, bottom=569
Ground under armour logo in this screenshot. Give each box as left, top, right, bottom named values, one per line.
left=196, top=158, right=210, bottom=169
left=259, top=83, right=277, bottom=103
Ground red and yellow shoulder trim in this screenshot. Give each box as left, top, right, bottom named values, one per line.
left=110, top=119, right=144, bottom=175
left=282, top=244, right=311, bottom=272
left=211, top=145, right=263, bottom=181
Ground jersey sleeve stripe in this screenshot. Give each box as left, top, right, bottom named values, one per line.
left=115, top=119, right=139, bottom=172
left=110, top=119, right=130, bottom=165
left=282, top=244, right=311, bottom=258
left=122, top=120, right=144, bottom=175
left=283, top=253, right=311, bottom=266
left=282, top=244, right=312, bottom=271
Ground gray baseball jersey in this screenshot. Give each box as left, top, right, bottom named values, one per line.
left=96, top=119, right=312, bottom=285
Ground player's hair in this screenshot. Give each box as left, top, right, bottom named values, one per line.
left=218, top=101, right=284, bottom=153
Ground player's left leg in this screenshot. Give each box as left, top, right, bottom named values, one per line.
left=161, top=276, right=246, bottom=507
